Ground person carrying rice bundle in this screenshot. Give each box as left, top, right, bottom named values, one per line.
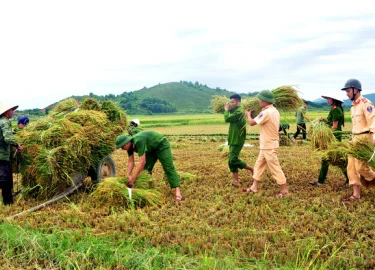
left=242, top=90, right=289, bottom=197
left=224, top=94, right=254, bottom=187
left=309, top=94, right=349, bottom=186
left=341, top=78, right=375, bottom=201
left=116, top=131, right=184, bottom=202
left=291, top=101, right=310, bottom=142
left=0, top=103, right=23, bottom=205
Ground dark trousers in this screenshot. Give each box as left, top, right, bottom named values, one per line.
left=293, top=123, right=307, bottom=139
left=143, top=138, right=180, bottom=189
left=0, top=160, right=14, bottom=205
left=318, top=159, right=349, bottom=184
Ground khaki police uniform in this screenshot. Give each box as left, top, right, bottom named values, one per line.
left=253, top=105, right=287, bottom=185
left=348, top=95, right=375, bottom=185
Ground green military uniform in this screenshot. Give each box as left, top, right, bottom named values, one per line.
left=0, top=116, right=19, bottom=205
left=127, top=131, right=180, bottom=188
left=318, top=106, right=349, bottom=184
left=224, top=106, right=247, bottom=172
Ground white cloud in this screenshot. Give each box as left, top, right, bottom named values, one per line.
left=0, top=0, right=375, bottom=108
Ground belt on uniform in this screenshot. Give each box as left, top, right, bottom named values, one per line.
left=353, top=131, right=372, bottom=135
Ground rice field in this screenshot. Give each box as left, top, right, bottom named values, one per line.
left=1, top=112, right=373, bottom=269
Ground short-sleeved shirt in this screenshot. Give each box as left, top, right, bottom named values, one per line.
left=327, top=106, right=344, bottom=140
left=0, top=116, right=18, bottom=161
left=254, top=105, right=280, bottom=149
left=127, top=131, right=165, bottom=157
left=296, top=106, right=307, bottom=124
left=224, top=106, right=246, bottom=146
left=350, top=95, right=375, bottom=140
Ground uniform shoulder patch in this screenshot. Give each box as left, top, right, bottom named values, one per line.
left=258, top=113, right=263, bottom=118
left=367, top=106, right=373, bottom=113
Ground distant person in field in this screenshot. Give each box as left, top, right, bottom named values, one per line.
left=279, top=122, right=290, bottom=136
left=127, top=118, right=142, bottom=136
left=291, top=101, right=310, bottom=142
left=224, top=94, right=254, bottom=187
left=341, top=78, right=375, bottom=201
left=309, top=94, right=349, bottom=187
left=0, top=103, right=23, bottom=205
left=116, top=131, right=184, bottom=202
left=13, top=115, right=29, bottom=134
left=242, top=90, right=289, bottom=197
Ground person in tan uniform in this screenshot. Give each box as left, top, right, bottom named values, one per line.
left=242, top=90, right=289, bottom=196
left=341, top=78, right=375, bottom=201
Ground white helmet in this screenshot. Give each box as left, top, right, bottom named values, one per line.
left=130, top=118, right=140, bottom=126
left=321, top=95, right=344, bottom=103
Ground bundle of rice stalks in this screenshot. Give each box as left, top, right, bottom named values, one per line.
left=90, top=177, right=162, bottom=209
left=50, top=98, right=79, bottom=115
left=321, top=141, right=349, bottom=168
left=272, top=85, right=303, bottom=112
left=178, top=172, right=197, bottom=182
left=79, top=98, right=101, bottom=111
left=348, top=138, right=375, bottom=169
left=211, top=85, right=302, bottom=115
left=279, top=135, right=291, bottom=146
left=17, top=98, right=127, bottom=199
left=309, top=121, right=336, bottom=150
left=133, top=171, right=155, bottom=189
left=210, top=96, right=230, bottom=114
left=101, top=100, right=124, bottom=122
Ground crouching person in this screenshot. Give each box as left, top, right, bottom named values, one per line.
left=0, top=103, right=23, bottom=206
left=116, top=131, right=184, bottom=202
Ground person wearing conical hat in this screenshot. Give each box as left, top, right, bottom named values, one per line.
left=341, top=79, right=375, bottom=201
left=116, top=130, right=184, bottom=202
left=242, top=90, right=289, bottom=197
left=0, top=103, right=23, bottom=205
left=309, top=94, right=349, bottom=186
left=127, top=118, right=143, bottom=136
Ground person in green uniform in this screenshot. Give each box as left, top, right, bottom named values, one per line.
left=0, top=103, right=23, bottom=205
left=127, top=119, right=142, bottom=136
left=291, top=101, right=310, bottom=142
left=224, top=94, right=253, bottom=187
left=309, top=95, right=349, bottom=186
left=116, top=131, right=184, bottom=202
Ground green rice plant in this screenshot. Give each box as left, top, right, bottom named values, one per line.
left=90, top=177, right=162, bottom=209
left=309, top=120, right=336, bottom=150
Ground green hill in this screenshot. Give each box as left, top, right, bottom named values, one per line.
left=132, top=82, right=236, bottom=113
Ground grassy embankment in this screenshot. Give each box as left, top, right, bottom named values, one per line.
left=1, top=111, right=371, bottom=269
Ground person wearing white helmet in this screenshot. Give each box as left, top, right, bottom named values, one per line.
left=0, top=103, right=23, bottom=205
left=127, top=118, right=142, bottom=136
left=309, top=94, right=349, bottom=186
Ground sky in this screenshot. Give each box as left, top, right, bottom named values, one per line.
left=1, top=0, right=375, bottom=109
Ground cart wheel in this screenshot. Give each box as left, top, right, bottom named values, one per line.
left=94, top=156, right=116, bottom=183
